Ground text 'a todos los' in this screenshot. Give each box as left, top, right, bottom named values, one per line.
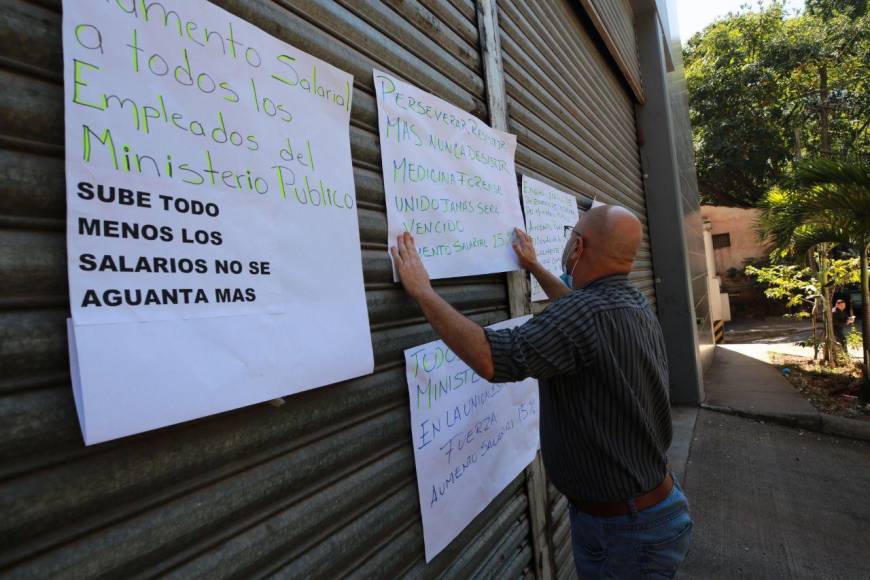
left=62, top=0, right=372, bottom=444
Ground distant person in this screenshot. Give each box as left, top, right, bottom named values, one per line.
left=391, top=205, right=692, bottom=578
left=832, top=299, right=854, bottom=352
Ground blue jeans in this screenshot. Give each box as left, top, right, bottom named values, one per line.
left=569, top=476, right=693, bottom=579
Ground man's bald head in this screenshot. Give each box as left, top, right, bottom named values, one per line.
left=576, top=205, right=642, bottom=273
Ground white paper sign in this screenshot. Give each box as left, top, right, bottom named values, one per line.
left=63, top=0, right=373, bottom=443
left=521, top=177, right=581, bottom=302
left=405, top=316, right=540, bottom=561
left=373, top=70, right=525, bottom=280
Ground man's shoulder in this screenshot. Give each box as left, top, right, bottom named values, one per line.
left=543, top=279, right=649, bottom=321
left=544, top=285, right=629, bottom=320
left=550, top=287, right=601, bottom=310
left=578, top=280, right=647, bottom=308
left=537, top=291, right=595, bottom=326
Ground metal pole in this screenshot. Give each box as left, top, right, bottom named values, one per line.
left=475, top=1, right=554, bottom=576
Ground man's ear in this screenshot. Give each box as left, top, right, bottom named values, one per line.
left=573, top=235, right=585, bottom=260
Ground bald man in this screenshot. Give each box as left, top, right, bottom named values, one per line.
left=392, top=204, right=692, bottom=578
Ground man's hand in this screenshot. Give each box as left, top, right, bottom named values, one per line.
left=512, top=227, right=539, bottom=270
left=391, top=232, right=433, bottom=300
left=514, top=227, right=571, bottom=300
left=390, top=232, right=495, bottom=379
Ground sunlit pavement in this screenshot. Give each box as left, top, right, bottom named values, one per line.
left=703, top=345, right=819, bottom=419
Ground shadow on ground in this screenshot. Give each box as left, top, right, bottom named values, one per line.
left=680, top=410, right=870, bottom=579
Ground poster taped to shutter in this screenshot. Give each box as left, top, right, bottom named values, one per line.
left=62, top=0, right=373, bottom=443
left=520, top=176, right=581, bottom=302
left=374, top=70, right=525, bottom=280
left=405, top=316, right=540, bottom=561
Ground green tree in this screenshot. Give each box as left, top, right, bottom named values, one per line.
left=745, top=259, right=858, bottom=358
left=684, top=1, right=869, bottom=206
left=754, top=157, right=870, bottom=389
left=790, top=159, right=870, bottom=387
left=805, top=0, right=868, bottom=20
left=755, top=186, right=851, bottom=365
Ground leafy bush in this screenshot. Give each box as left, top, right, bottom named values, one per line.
left=847, top=327, right=862, bottom=350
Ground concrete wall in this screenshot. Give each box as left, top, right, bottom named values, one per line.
left=666, top=0, right=716, bottom=372
left=635, top=0, right=713, bottom=403
left=700, top=206, right=766, bottom=275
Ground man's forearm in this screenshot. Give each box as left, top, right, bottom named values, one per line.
left=414, top=289, right=495, bottom=380
left=529, top=262, right=571, bottom=301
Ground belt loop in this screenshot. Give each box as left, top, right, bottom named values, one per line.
left=627, top=498, right=638, bottom=519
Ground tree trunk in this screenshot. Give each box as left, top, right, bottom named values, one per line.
left=822, top=290, right=836, bottom=367
left=861, top=244, right=870, bottom=401
left=809, top=253, right=823, bottom=361
left=819, top=66, right=832, bottom=158
left=818, top=250, right=837, bottom=367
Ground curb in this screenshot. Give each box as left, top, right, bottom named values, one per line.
left=820, top=414, right=870, bottom=441
left=700, top=403, right=870, bottom=442
left=724, top=327, right=809, bottom=342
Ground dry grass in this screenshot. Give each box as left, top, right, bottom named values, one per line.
left=768, top=353, right=870, bottom=420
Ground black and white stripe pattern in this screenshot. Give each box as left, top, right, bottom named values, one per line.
left=485, top=274, right=671, bottom=503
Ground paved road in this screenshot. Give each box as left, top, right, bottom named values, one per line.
left=680, top=410, right=870, bottom=579
left=725, top=318, right=865, bottom=360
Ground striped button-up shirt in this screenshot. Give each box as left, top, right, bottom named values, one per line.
left=485, top=274, right=671, bottom=503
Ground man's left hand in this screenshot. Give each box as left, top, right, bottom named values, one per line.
left=512, top=227, right=539, bottom=270
left=391, top=232, right=433, bottom=300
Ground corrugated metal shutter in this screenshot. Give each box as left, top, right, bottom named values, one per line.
left=547, top=482, right=576, bottom=580
left=497, top=0, right=655, bottom=307
left=497, top=0, right=654, bottom=576
left=580, top=0, right=643, bottom=102
left=0, top=0, right=535, bottom=577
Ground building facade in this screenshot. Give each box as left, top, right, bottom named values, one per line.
left=701, top=205, right=775, bottom=319
left=0, top=0, right=710, bottom=576
left=701, top=206, right=766, bottom=276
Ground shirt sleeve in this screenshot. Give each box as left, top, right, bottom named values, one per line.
left=484, top=294, right=599, bottom=383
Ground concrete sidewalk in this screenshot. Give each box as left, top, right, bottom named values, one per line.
left=703, top=344, right=819, bottom=423
left=681, top=410, right=870, bottom=579
left=703, top=344, right=870, bottom=440
left=680, top=343, right=870, bottom=577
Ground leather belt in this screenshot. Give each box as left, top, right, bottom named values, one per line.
left=574, top=473, right=674, bottom=517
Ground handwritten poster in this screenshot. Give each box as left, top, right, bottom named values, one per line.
left=521, top=176, right=581, bottom=302
left=373, top=70, right=525, bottom=280
left=405, top=317, right=540, bottom=561
left=63, top=0, right=373, bottom=444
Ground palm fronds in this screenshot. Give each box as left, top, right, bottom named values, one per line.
left=758, top=159, right=870, bottom=258
left=789, top=159, right=870, bottom=237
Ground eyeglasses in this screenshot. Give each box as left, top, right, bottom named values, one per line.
left=563, top=225, right=581, bottom=238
